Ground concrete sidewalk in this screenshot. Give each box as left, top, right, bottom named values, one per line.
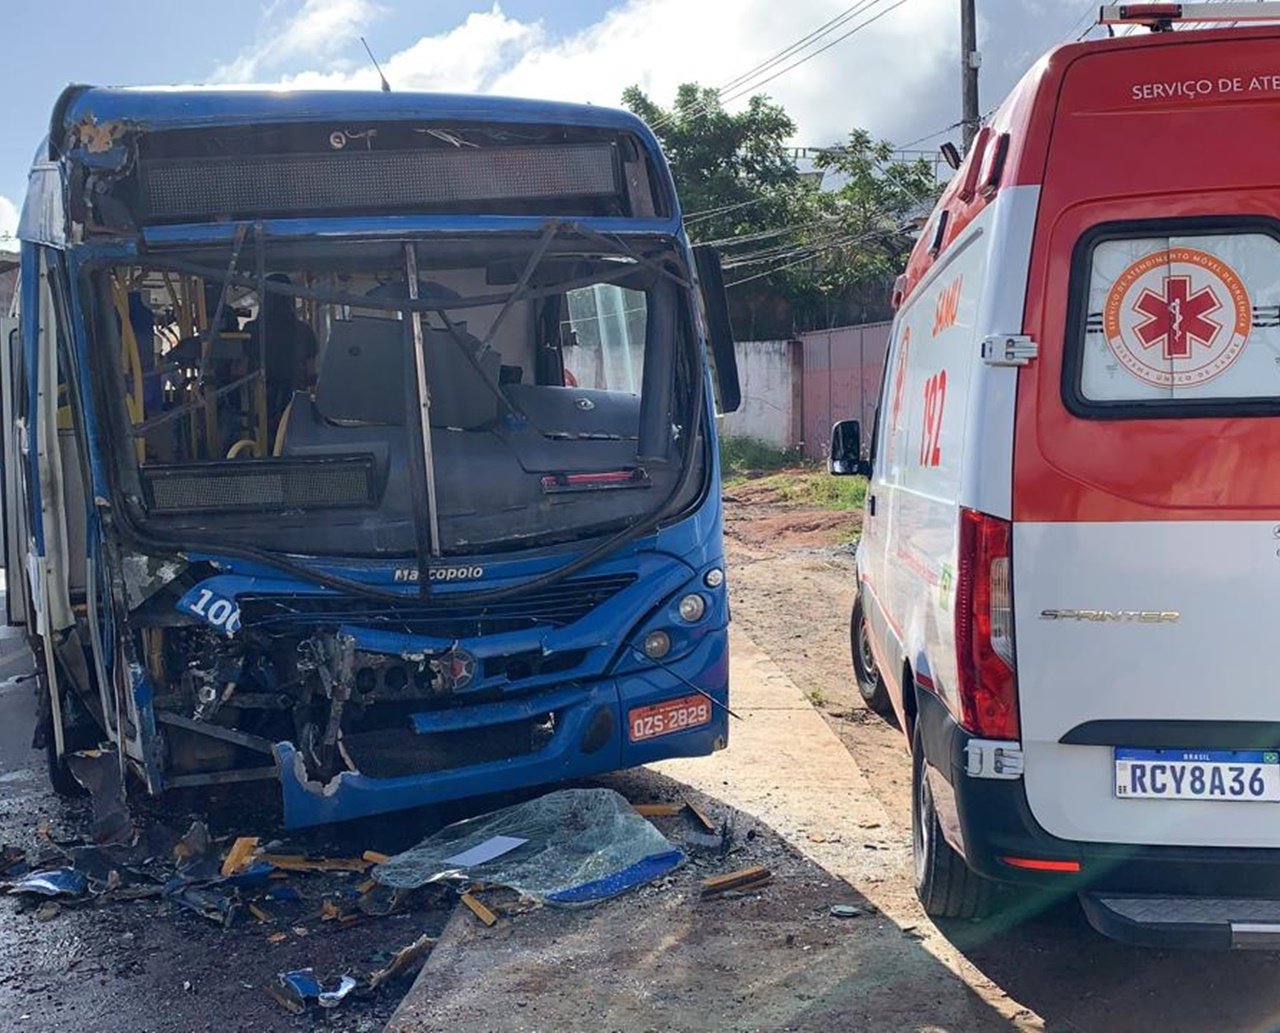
left=385, top=626, right=1041, bottom=1032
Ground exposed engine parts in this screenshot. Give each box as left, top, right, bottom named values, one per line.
left=150, top=621, right=497, bottom=785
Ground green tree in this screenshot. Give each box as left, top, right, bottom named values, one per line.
left=788, top=130, right=938, bottom=327
left=623, top=85, right=939, bottom=335
left=621, top=83, right=813, bottom=251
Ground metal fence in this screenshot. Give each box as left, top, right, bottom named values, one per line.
left=799, top=322, right=891, bottom=460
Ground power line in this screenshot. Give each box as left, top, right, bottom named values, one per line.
left=717, top=1, right=879, bottom=95
left=1064, top=0, right=1099, bottom=43
left=725, top=226, right=900, bottom=287
left=722, top=224, right=858, bottom=267
left=683, top=197, right=775, bottom=223
left=719, top=0, right=910, bottom=106
left=695, top=215, right=838, bottom=249
left=649, top=1, right=882, bottom=131
left=648, top=0, right=905, bottom=132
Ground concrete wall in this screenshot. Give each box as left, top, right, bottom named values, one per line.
left=717, top=339, right=802, bottom=449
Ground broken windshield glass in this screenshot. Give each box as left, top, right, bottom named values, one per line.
left=86, top=231, right=704, bottom=561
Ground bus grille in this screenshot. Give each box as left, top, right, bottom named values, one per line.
left=238, top=572, right=637, bottom=638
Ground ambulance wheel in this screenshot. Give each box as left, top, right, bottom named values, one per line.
left=912, top=725, right=992, bottom=920
left=851, top=595, right=892, bottom=715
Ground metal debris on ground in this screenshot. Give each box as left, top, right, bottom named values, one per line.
left=374, top=788, right=685, bottom=905
left=6, top=868, right=88, bottom=898
left=701, top=865, right=773, bottom=898
left=66, top=750, right=134, bottom=847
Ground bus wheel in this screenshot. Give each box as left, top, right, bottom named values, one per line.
left=44, top=726, right=85, bottom=797
left=911, top=725, right=991, bottom=920
left=851, top=595, right=892, bottom=715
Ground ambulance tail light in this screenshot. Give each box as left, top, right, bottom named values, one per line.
left=955, top=508, right=1019, bottom=740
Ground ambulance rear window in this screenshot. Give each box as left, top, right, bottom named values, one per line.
left=1068, top=226, right=1280, bottom=416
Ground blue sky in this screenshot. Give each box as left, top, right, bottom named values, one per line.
left=0, top=0, right=1092, bottom=239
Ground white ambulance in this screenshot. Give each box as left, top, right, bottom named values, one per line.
left=831, top=3, right=1280, bottom=947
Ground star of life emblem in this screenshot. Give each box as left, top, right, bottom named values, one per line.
left=1102, top=246, right=1251, bottom=389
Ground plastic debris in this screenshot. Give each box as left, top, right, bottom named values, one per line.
left=167, top=883, right=238, bottom=927
left=374, top=788, right=684, bottom=906
left=319, top=975, right=357, bottom=1007
left=8, top=868, right=88, bottom=898
left=273, top=968, right=357, bottom=1012
left=830, top=904, right=863, bottom=918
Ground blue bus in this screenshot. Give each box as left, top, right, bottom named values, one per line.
left=4, top=87, right=739, bottom=826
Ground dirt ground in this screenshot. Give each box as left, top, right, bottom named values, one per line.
left=721, top=468, right=1280, bottom=1033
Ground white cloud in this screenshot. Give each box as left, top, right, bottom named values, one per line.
left=280, top=6, right=543, bottom=93
left=0, top=195, right=17, bottom=244
left=213, top=0, right=959, bottom=146
left=210, top=0, right=1081, bottom=149
left=213, top=0, right=384, bottom=83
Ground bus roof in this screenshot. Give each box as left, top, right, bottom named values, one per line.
left=54, top=86, right=652, bottom=143
left=26, top=86, right=673, bottom=245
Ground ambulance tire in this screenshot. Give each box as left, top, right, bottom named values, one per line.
left=851, top=595, right=892, bottom=716
left=912, top=724, right=992, bottom=920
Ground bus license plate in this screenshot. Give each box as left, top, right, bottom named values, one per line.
left=628, top=695, right=712, bottom=742
left=1114, top=748, right=1280, bottom=802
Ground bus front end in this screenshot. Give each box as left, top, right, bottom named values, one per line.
left=12, top=87, right=738, bottom=825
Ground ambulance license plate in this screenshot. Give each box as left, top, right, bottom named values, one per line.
left=1114, top=748, right=1280, bottom=802
left=628, top=695, right=712, bottom=742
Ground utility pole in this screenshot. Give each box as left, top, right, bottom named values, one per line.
left=960, top=0, right=980, bottom=151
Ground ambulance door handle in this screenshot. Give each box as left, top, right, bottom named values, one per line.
left=868, top=494, right=877, bottom=516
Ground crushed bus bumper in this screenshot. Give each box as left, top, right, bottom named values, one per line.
left=274, top=629, right=728, bottom=827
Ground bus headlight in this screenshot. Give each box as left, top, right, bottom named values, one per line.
left=704, top=567, right=724, bottom=589
left=678, top=594, right=707, bottom=623
left=643, top=631, right=672, bottom=659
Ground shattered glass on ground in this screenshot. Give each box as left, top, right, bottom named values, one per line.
left=374, top=787, right=685, bottom=904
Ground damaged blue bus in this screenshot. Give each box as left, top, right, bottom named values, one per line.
left=4, top=87, right=740, bottom=826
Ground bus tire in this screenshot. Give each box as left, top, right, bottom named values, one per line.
left=851, top=595, right=892, bottom=715
left=912, top=724, right=991, bottom=920
left=45, top=727, right=84, bottom=797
